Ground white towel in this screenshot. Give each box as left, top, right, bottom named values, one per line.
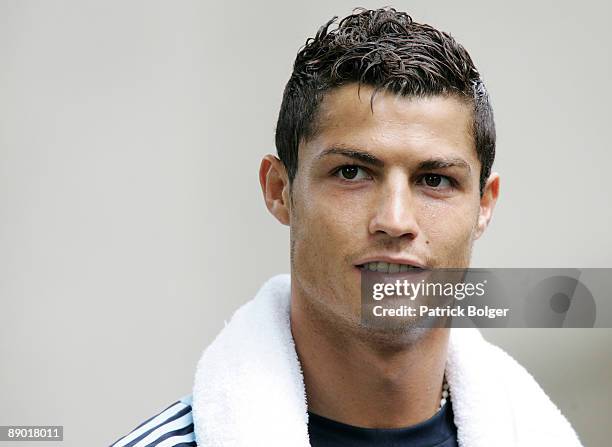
left=192, top=274, right=583, bottom=447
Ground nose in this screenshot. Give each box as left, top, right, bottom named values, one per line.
left=368, top=173, right=419, bottom=239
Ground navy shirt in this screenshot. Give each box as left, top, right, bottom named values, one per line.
left=308, top=400, right=458, bottom=447
left=110, top=395, right=458, bottom=446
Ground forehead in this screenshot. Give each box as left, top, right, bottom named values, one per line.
left=304, top=83, right=477, bottom=164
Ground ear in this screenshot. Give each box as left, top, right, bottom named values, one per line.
left=259, top=154, right=291, bottom=226
left=474, top=172, right=500, bottom=240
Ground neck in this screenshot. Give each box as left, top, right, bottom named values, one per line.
left=290, top=282, right=449, bottom=429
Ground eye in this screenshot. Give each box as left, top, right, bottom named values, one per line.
left=333, top=165, right=370, bottom=181
left=419, top=174, right=453, bottom=189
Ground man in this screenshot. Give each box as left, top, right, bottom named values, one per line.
left=111, top=7, right=582, bottom=447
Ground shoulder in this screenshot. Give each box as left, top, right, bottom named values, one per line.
left=110, top=395, right=196, bottom=447
left=472, top=333, right=583, bottom=445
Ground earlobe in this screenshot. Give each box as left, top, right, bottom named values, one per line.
left=259, top=154, right=291, bottom=225
left=475, top=172, right=500, bottom=239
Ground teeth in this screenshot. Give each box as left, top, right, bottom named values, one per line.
left=363, top=262, right=420, bottom=273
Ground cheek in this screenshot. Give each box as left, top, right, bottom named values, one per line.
left=420, top=200, right=479, bottom=251
left=291, top=186, right=368, bottom=270
left=301, top=195, right=361, bottom=251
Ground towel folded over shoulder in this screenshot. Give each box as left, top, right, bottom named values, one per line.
left=192, top=274, right=583, bottom=447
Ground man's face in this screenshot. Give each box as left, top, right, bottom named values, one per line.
left=269, top=83, right=497, bottom=324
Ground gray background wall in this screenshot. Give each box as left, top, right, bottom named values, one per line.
left=0, top=1, right=610, bottom=445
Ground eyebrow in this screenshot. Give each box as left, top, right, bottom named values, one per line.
left=316, top=146, right=471, bottom=174
left=316, top=147, right=384, bottom=167
left=418, top=157, right=472, bottom=174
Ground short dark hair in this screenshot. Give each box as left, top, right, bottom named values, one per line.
left=275, top=7, right=495, bottom=195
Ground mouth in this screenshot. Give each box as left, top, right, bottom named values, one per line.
left=356, top=261, right=426, bottom=274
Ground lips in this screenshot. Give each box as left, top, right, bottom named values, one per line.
left=358, top=261, right=425, bottom=273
